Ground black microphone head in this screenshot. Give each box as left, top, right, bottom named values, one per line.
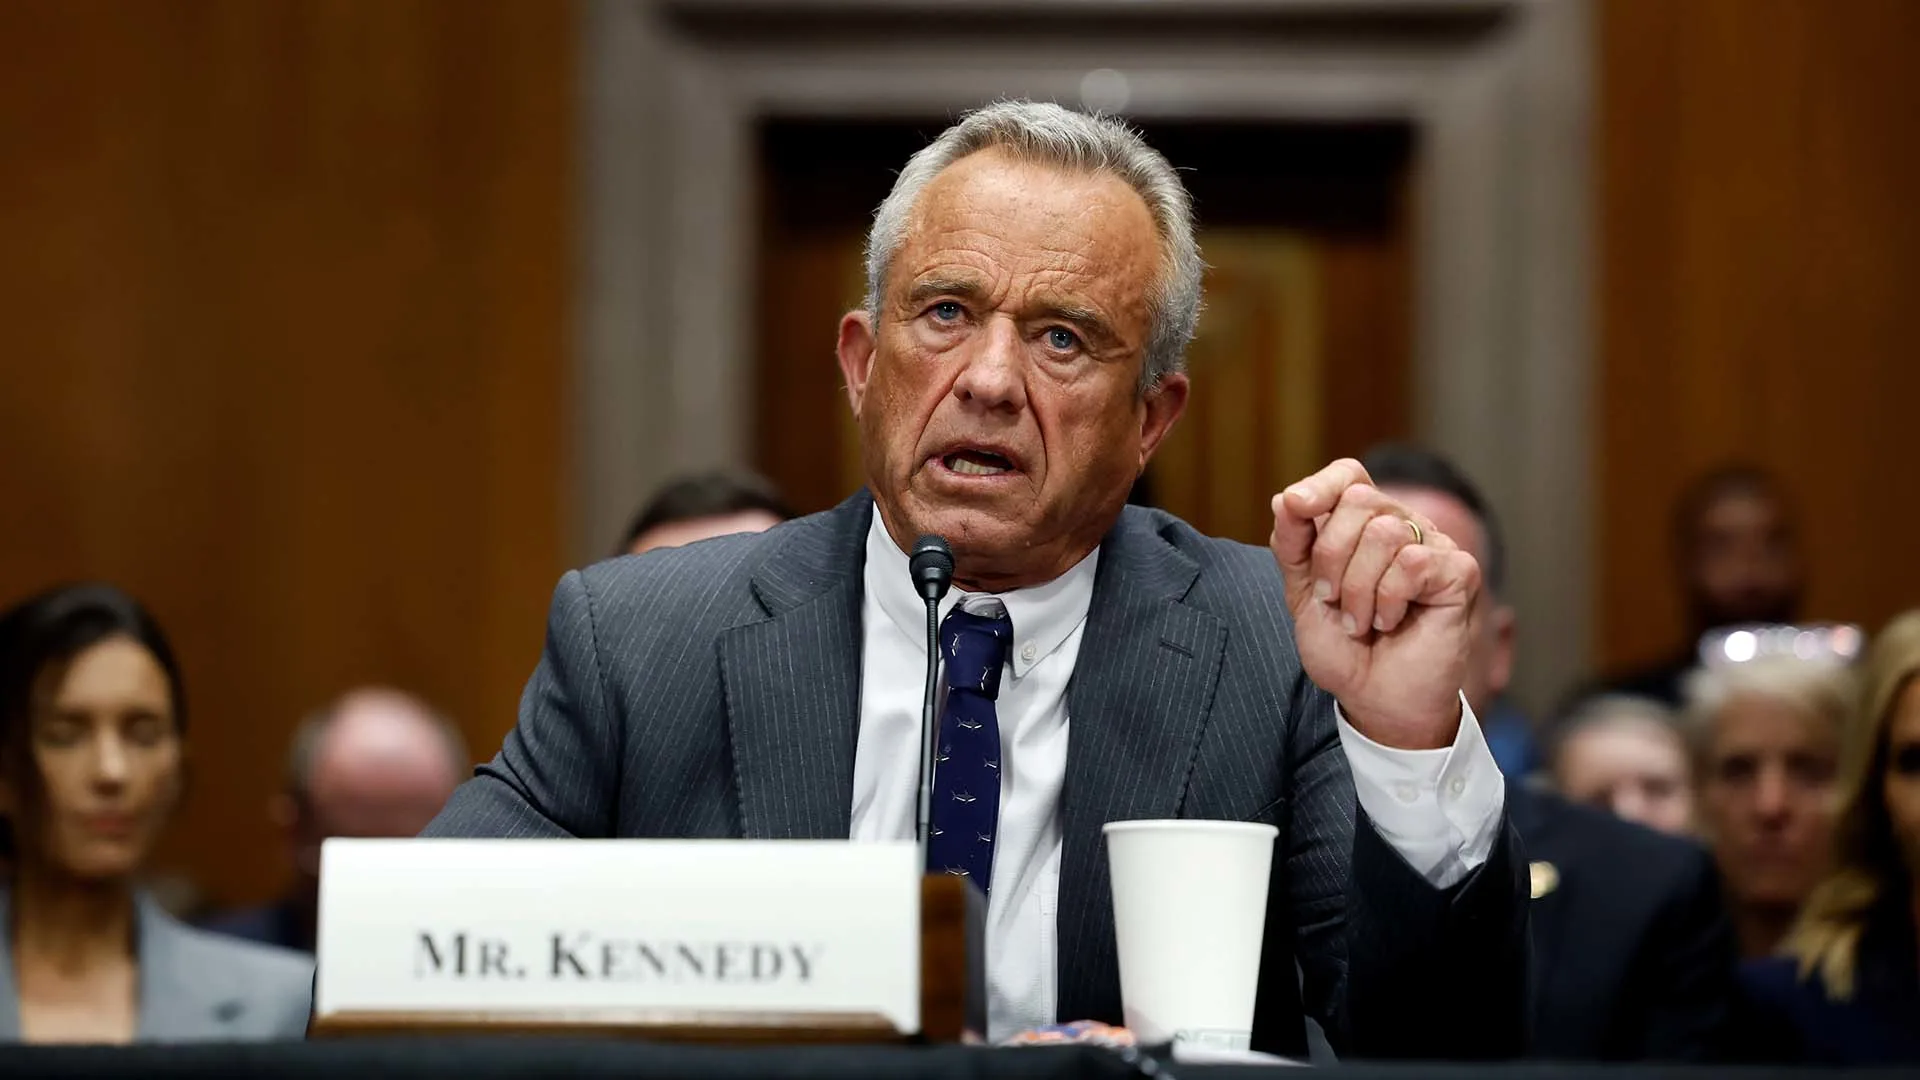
left=908, top=534, right=955, bottom=602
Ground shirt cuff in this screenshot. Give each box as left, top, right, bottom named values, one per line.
left=1334, top=693, right=1505, bottom=889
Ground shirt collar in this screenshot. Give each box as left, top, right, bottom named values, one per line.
left=864, top=512, right=1099, bottom=679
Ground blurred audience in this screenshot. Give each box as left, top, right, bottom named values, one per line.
left=1590, top=466, right=1805, bottom=708
left=200, top=688, right=467, bottom=954
left=618, top=470, right=794, bottom=556
left=1365, top=444, right=1737, bottom=1060
left=1685, top=652, right=1849, bottom=959
left=1552, top=695, right=1694, bottom=837
left=1740, top=610, right=1920, bottom=1063
left=0, top=584, right=311, bottom=1043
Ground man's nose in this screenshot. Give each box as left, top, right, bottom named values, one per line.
left=951, top=317, right=1027, bottom=413
left=1611, top=787, right=1648, bottom=821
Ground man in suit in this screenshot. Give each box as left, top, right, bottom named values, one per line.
left=427, top=101, right=1527, bottom=1057
left=1363, top=444, right=1737, bottom=1060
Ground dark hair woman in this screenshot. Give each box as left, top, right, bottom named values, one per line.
left=0, top=584, right=310, bottom=1042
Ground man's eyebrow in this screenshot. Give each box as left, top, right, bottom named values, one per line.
left=904, top=276, right=990, bottom=306
left=1036, top=301, right=1119, bottom=346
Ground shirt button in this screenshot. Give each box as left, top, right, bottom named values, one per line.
left=1448, top=776, right=1467, bottom=798
left=1020, top=644, right=1036, bottom=663
left=1393, top=782, right=1419, bottom=804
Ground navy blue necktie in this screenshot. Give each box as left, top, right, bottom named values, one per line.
left=927, top=605, right=1013, bottom=895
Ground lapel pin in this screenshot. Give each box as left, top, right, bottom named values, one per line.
left=1529, top=860, right=1560, bottom=899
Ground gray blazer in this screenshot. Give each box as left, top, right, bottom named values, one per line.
left=0, top=888, right=312, bottom=1042
left=427, top=493, right=1529, bottom=1058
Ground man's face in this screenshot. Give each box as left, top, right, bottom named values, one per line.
left=837, top=148, right=1188, bottom=591
left=1698, top=694, right=1837, bottom=910
left=1383, top=488, right=1513, bottom=716
left=1686, top=491, right=1801, bottom=629
left=286, top=713, right=463, bottom=882
left=1555, top=719, right=1695, bottom=836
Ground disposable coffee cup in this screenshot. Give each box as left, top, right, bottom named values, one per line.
left=1103, top=819, right=1277, bottom=1052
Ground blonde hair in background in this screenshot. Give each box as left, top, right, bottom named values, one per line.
left=1782, top=610, right=1920, bottom=999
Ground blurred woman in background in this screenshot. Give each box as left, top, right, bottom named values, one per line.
left=1740, top=611, right=1920, bottom=1063
left=1684, top=653, right=1850, bottom=959
left=1552, top=694, right=1695, bottom=836
left=0, top=584, right=311, bottom=1043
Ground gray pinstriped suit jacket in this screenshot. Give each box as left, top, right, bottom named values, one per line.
left=425, top=493, right=1528, bottom=1058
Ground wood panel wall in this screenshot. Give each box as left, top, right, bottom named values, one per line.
left=0, top=1, right=571, bottom=906
left=1597, top=0, right=1920, bottom=673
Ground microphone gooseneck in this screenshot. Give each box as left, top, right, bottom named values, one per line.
left=910, top=535, right=955, bottom=861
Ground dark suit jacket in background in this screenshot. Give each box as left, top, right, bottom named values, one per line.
left=198, top=898, right=313, bottom=955
left=1514, top=789, right=1736, bottom=1060
left=425, top=493, right=1529, bottom=1059
left=1736, top=886, right=1920, bottom=1065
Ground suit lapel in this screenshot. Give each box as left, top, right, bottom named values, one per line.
left=1056, top=510, right=1226, bottom=1022
left=135, top=893, right=239, bottom=1039
left=718, top=494, right=872, bottom=840
left=1510, top=791, right=1572, bottom=1008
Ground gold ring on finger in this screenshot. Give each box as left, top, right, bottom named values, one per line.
left=1404, top=518, right=1424, bottom=545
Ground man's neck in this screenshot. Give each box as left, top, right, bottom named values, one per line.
left=876, top=512, right=1105, bottom=595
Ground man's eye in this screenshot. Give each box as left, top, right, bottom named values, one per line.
left=1045, top=327, right=1080, bottom=351
left=930, top=301, right=964, bottom=322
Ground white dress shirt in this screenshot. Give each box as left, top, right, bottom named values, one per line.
left=849, top=515, right=1504, bottom=1041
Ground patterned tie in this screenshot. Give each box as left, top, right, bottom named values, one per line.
left=927, top=605, right=1013, bottom=895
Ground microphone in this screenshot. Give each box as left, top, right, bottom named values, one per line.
left=909, top=535, right=955, bottom=861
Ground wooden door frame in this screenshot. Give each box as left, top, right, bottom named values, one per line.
left=571, top=0, right=1593, bottom=714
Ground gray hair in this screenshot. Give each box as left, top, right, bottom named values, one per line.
left=862, top=100, right=1204, bottom=392
left=284, top=688, right=470, bottom=804
left=1680, top=656, right=1853, bottom=761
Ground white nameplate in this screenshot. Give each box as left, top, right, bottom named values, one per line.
left=315, top=839, right=921, bottom=1033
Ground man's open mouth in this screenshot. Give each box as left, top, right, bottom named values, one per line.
left=941, top=449, right=1015, bottom=477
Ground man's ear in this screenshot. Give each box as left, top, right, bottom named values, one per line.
left=1137, top=371, right=1190, bottom=469
left=836, top=310, right=878, bottom=416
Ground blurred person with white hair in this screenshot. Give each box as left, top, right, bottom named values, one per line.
left=1685, top=651, right=1852, bottom=959
left=1553, top=695, right=1695, bottom=837
left=1736, top=610, right=1920, bottom=1063
left=200, top=688, right=468, bottom=954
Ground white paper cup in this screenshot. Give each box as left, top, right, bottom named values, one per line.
left=1103, top=819, right=1277, bottom=1052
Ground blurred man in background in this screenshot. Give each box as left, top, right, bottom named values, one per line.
left=618, top=470, right=795, bottom=556
left=200, top=688, right=468, bottom=953
left=1592, top=467, right=1805, bottom=708
left=1552, top=695, right=1695, bottom=837
left=1365, top=444, right=1736, bottom=1061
